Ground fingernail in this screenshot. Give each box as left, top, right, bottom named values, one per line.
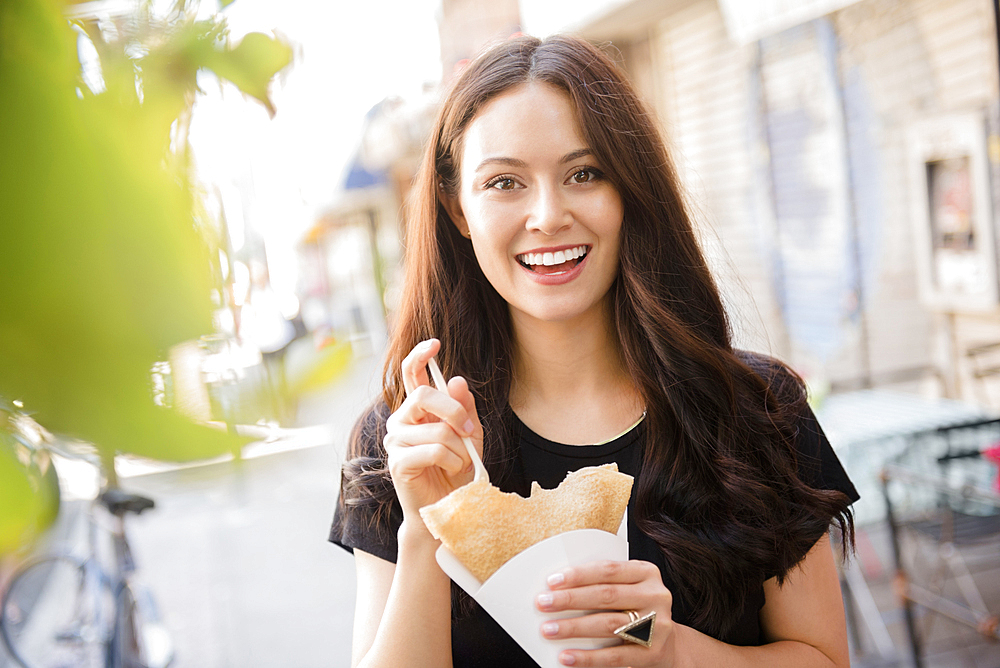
left=537, top=593, right=553, bottom=608
left=560, top=653, right=576, bottom=666
left=541, top=622, right=558, bottom=637
left=547, top=572, right=564, bottom=587
left=419, top=340, right=432, bottom=352
left=463, top=419, right=474, bottom=435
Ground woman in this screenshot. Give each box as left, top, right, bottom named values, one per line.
left=331, top=34, right=857, bottom=668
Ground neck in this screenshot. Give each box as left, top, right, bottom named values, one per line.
left=508, top=300, right=643, bottom=444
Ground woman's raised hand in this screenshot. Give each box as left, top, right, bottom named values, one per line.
left=536, top=560, right=678, bottom=667
left=384, top=338, right=484, bottom=522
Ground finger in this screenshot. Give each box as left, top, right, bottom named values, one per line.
left=386, top=440, right=466, bottom=478
left=401, top=339, right=440, bottom=396
left=546, top=560, right=654, bottom=591
left=390, top=385, right=475, bottom=438
left=537, top=583, right=635, bottom=613
left=383, top=421, right=472, bottom=470
left=539, top=611, right=635, bottom=641
left=556, top=644, right=648, bottom=668
left=446, top=376, right=480, bottom=443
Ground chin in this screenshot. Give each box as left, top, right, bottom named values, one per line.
left=509, top=299, right=608, bottom=326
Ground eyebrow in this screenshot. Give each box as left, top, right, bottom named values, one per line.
left=474, top=149, right=595, bottom=172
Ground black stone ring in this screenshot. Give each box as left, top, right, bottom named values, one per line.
left=614, top=610, right=656, bottom=648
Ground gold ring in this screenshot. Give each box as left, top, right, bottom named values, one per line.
left=614, top=610, right=656, bottom=648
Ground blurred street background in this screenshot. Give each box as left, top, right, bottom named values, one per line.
left=4, top=0, right=1000, bottom=666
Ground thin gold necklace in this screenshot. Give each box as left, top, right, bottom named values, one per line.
left=591, top=410, right=647, bottom=446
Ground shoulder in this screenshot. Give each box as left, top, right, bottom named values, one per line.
left=734, top=352, right=858, bottom=502
left=341, top=400, right=395, bottom=510
left=734, top=350, right=826, bottom=474
left=333, top=400, right=403, bottom=561
left=734, top=349, right=807, bottom=407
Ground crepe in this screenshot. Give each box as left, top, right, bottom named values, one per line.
left=419, top=463, right=633, bottom=582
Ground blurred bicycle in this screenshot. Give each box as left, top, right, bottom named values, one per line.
left=0, top=403, right=173, bottom=668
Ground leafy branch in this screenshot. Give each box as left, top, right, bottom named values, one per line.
left=0, top=0, right=292, bottom=554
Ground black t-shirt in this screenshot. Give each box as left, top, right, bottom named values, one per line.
left=330, top=402, right=858, bottom=666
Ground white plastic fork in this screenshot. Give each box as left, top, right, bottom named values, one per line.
left=427, top=357, right=489, bottom=483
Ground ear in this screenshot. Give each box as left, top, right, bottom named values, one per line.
left=439, top=187, right=470, bottom=238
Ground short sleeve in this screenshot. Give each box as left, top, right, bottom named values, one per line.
left=329, top=404, right=404, bottom=563
left=738, top=349, right=859, bottom=506
left=793, top=402, right=860, bottom=505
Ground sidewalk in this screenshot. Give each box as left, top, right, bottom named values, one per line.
left=121, top=440, right=357, bottom=667
left=114, top=351, right=384, bottom=667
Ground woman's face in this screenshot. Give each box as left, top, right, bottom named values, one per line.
left=448, top=82, right=624, bottom=327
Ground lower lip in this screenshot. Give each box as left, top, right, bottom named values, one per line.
left=518, top=254, right=588, bottom=285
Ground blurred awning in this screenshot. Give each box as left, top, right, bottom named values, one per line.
left=344, top=160, right=388, bottom=191
left=522, top=0, right=864, bottom=44
left=522, top=0, right=683, bottom=41
left=717, top=0, right=863, bottom=45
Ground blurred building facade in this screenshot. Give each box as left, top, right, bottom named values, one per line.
left=521, top=0, right=1000, bottom=407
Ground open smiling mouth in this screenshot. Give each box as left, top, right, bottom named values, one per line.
left=516, top=245, right=589, bottom=275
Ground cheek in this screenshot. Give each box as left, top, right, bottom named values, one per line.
left=467, top=202, right=520, bottom=251
left=595, top=194, right=625, bottom=238
left=468, top=197, right=516, bottom=230
left=469, top=238, right=508, bottom=278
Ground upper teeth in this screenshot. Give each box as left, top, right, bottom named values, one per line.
left=517, top=245, right=588, bottom=266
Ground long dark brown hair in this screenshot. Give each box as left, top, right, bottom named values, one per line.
left=338, top=34, right=854, bottom=637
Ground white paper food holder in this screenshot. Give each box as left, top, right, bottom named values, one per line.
left=435, top=514, right=628, bottom=668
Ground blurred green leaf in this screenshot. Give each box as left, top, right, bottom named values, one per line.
left=0, top=445, right=42, bottom=556
left=0, top=0, right=299, bottom=488
left=0, top=424, right=59, bottom=555
left=197, top=32, right=293, bottom=116
left=134, top=19, right=223, bottom=150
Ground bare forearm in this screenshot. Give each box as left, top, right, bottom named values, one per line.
left=674, top=624, right=843, bottom=668
left=356, top=521, right=453, bottom=668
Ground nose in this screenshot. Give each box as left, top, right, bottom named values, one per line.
left=525, top=183, right=573, bottom=236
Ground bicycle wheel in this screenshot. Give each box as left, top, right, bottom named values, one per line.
left=0, top=555, right=114, bottom=668
left=110, top=583, right=143, bottom=668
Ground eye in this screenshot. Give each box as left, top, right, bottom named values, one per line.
left=570, top=168, right=602, bottom=184
left=485, top=175, right=518, bottom=190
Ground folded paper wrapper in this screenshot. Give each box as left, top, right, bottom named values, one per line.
left=435, top=512, right=629, bottom=668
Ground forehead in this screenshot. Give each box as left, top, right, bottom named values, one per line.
left=460, top=82, right=587, bottom=171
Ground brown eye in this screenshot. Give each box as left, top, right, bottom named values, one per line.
left=572, top=169, right=596, bottom=183
left=488, top=176, right=517, bottom=190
